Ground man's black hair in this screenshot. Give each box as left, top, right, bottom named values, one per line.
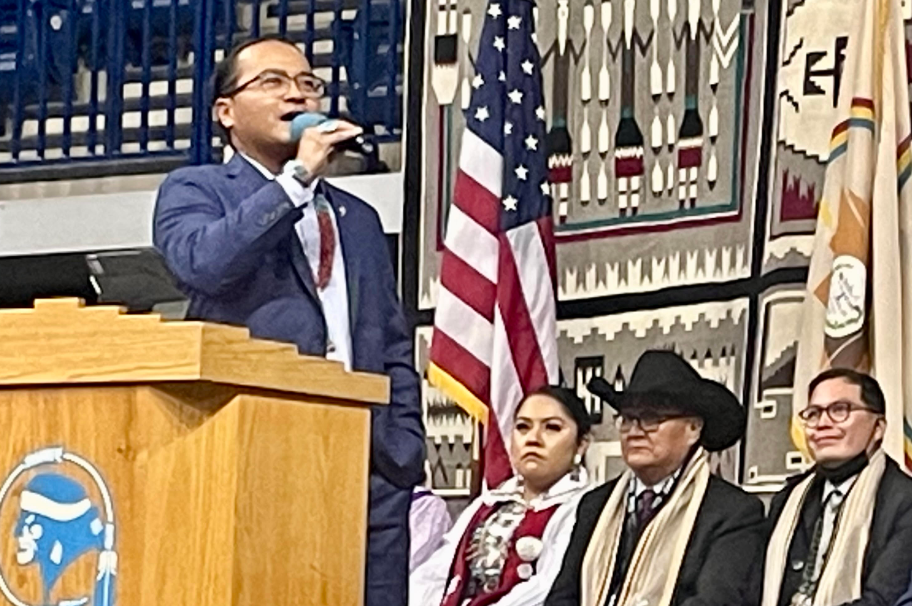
left=808, top=367, right=886, bottom=414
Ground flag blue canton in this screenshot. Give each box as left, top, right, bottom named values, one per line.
left=467, top=0, right=550, bottom=231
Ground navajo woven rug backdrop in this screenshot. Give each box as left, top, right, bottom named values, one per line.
left=403, top=0, right=912, bottom=497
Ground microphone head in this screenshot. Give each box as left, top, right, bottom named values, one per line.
left=288, top=112, right=375, bottom=158
left=289, top=112, right=328, bottom=140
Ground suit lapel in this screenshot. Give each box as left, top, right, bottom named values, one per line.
left=225, top=153, right=323, bottom=311
left=228, top=154, right=323, bottom=307
left=322, top=183, right=361, bottom=333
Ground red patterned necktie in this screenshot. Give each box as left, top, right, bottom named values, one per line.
left=314, top=194, right=335, bottom=290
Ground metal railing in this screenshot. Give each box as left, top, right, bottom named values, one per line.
left=0, top=0, right=403, bottom=178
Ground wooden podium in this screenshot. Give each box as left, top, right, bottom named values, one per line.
left=0, top=298, right=387, bottom=606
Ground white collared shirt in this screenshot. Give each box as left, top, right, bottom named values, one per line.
left=483, top=468, right=591, bottom=511
left=241, top=153, right=353, bottom=370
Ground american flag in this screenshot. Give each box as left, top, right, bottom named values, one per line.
left=428, top=0, right=559, bottom=487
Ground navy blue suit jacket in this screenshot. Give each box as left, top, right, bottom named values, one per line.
left=153, top=155, right=425, bottom=492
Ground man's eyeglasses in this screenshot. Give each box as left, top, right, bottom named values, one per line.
left=224, top=70, right=326, bottom=98
left=797, top=400, right=878, bottom=428
left=614, top=413, right=690, bottom=434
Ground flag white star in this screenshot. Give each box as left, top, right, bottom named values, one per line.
left=540, top=182, right=550, bottom=195
left=472, top=74, right=484, bottom=89
left=475, top=106, right=490, bottom=122
left=488, top=3, right=502, bottom=18
left=499, top=70, right=506, bottom=82
left=503, top=195, right=518, bottom=211
left=521, top=60, right=534, bottom=75
left=525, top=135, right=538, bottom=150
left=515, top=165, right=529, bottom=180
left=504, top=121, right=513, bottom=135
left=493, top=36, right=505, bottom=51
left=536, top=106, right=546, bottom=121
left=508, top=89, right=523, bottom=104
left=508, top=15, right=522, bottom=29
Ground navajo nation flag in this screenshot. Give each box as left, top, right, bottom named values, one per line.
left=793, top=0, right=912, bottom=467
left=428, top=0, right=559, bottom=487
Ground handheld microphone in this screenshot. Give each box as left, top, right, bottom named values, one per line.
left=289, top=112, right=377, bottom=157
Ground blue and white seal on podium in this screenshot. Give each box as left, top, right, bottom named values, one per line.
left=0, top=447, right=117, bottom=606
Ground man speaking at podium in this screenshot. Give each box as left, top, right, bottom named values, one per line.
left=152, top=36, right=425, bottom=606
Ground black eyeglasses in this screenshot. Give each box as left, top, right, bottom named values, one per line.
left=224, top=69, right=326, bottom=98
left=797, top=400, right=879, bottom=427
left=614, top=413, right=691, bottom=434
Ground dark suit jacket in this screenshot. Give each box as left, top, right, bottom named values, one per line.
left=768, top=457, right=912, bottom=606
left=893, top=569, right=912, bottom=606
left=545, top=475, right=766, bottom=606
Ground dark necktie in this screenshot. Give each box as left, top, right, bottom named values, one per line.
left=313, top=193, right=335, bottom=290
left=636, top=489, right=657, bottom=529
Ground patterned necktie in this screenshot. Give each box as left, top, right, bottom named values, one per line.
left=313, top=193, right=335, bottom=290
left=636, top=489, right=657, bottom=529
left=792, top=488, right=845, bottom=605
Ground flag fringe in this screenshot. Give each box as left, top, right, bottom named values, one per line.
left=427, top=362, right=490, bottom=425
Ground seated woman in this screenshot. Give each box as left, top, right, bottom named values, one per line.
left=409, top=386, right=593, bottom=606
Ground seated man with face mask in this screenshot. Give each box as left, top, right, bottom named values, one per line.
left=763, top=368, right=912, bottom=606
left=546, top=350, right=765, bottom=606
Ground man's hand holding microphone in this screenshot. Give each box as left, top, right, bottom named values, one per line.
left=287, top=112, right=367, bottom=180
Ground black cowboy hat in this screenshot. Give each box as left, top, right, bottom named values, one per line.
left=587, top=350, right=746, bottom=452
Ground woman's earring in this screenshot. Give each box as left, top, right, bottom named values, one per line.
left=571, top=454, right=583, bottom=481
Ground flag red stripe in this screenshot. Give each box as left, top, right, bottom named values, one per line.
left=899, top=133, right=912, bottom=158
left=429, top=330, right=491, bottom=404
left=440, top=250, right=497, bottom=323
left=496, top=232, right=550, bottom=394
left=484, top=409, right=513, bottom=488
left=832, top=120, right=850, bottom=137
left=453, top=171, right=501, bottom=234
left=536, top=216, right=557, bottom=289
left=851, top=97, right=875, bottom=110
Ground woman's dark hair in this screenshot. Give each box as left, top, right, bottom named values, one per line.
left=515, top=386, right=593, bottom=442
left=808, top=367, right=886, bottom=414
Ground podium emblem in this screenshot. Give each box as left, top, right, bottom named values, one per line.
left=0, top=448, right=117, bottom=606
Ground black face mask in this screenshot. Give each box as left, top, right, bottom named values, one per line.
left=816, top=450, right=869, bottom=484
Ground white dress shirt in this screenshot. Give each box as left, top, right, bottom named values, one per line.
left=241, top=153, right=353, bottom=370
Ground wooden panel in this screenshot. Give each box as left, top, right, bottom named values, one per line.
left=0, top=383, right=370, bottom=606
left=232, top=394, right=370, bottom=606
left=136, top=388, right=240, bottom=606
left=0, top=384, right=206, bottom=606
left=200, top=325, right=388, bottom=405
left=0, top=299, right=389, bottom=405
left=0, top=307, right=204, bottom=383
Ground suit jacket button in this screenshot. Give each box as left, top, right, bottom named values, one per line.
left=327, top=341, right=336, bottom=353
left=791, top=560, right=804, bottom=572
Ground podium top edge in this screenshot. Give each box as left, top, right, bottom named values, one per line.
left=0, top=299, right=390, bottom=405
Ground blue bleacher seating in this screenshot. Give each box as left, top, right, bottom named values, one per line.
left=337, top=0, right=404, bottom=133
left=0, top=0, right=404, bottom=172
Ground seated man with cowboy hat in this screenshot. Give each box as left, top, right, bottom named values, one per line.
left=545, top=350, right=765, bottom=606
left=763, top=368, right=912, bottom=606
